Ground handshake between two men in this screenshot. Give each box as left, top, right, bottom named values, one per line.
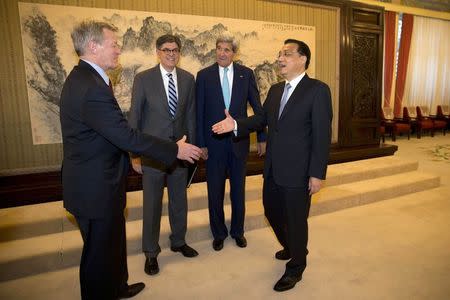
left=211, top=109, right=324, bottom=196
left=160, top=118, right=232, bottom=164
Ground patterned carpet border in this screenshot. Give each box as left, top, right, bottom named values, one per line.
left=422, top=144, right=450, bottom=162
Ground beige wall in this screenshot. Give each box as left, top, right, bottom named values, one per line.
left=353, top=0, right=450, bottom=20
left=0, top=0, right=339, bottom=174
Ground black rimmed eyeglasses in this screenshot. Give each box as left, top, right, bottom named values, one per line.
left=159, top=48, right=180, bottom=54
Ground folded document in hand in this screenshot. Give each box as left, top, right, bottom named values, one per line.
left=187, top=162, right=197, bottom=188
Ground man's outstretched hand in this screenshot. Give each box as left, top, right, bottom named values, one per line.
left=212, top=110, right=235, bottom=134
left=176, top=135, right=202, bottom=163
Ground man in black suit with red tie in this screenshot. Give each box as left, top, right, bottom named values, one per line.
left=59, top=20, right=201, bottom=299
left=212, top=39, right=332, bottom=292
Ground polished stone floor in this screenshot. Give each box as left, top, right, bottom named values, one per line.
left=1, top=134, right=449, bottom=300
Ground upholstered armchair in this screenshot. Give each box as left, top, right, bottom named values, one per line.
left=437, top=105, right=449, bottom=118
left=424, top=106, right=447, bottom=135
left=381, top=107, right=410, bottom=141
left=403, top=106, right=419, bottom=138
left=436, top=105, right=450, bottom=130
left=415, top=106, right=435, bottom=138
left=380, top=124, right=386, bottom=143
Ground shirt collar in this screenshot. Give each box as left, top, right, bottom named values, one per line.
left=160, top=64, right=177, bottom=79
left=81, top=59, right=110, bottom=85
left=219, top=62, right=234, bottom=73
left=285, top=72, right=306, bottom=90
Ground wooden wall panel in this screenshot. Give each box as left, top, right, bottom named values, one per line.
left=342, top=4, right=384, bottom=147
left=0, top=0, right=339, bottom=175
left=2, top=0, right=397, bottom=207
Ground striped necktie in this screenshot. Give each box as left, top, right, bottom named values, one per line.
left=167, top=73, right=178, bottom=118
left=222, top=67, right=231, bottom=110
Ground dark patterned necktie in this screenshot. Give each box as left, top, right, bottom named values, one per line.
left=108, top=80, right=114, bottom=94
left=167, top=73, right=178, bottom=118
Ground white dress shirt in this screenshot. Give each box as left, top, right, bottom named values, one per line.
left=283, top=71, right=306, bottom=101
left=160, top=64, right=178, bottom=105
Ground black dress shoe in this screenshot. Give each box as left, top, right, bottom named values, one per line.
left=144, top=257, right=159, bottom=275
left=273, top=274, right=302, bottom=292
left=118, top=282, right=145, bottom=298
left=275, top=249, right=291, bottom=260
left=212, top=239, right=224, bottom=251
left=234, top=236, right=247, bottom=248
left=170, top=244, right=199, bottom=257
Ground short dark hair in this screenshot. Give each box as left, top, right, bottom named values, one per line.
left=284, top=39, right=311, bottom=70
left=156, top=34, right=181, bottom=50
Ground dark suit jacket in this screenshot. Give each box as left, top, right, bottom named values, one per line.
left=59, top=60, right=178, bottom=219
left=196, top=62, right=265, bottom=160
left=129, top=64, right=195, bottom=167
left=238, top=74, right=333, bottom=187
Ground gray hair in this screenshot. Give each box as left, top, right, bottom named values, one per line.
left=216, top=33, right=239, bottom=53
left=71, top=20, right=118, bottom=56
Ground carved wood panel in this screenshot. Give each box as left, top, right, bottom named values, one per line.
left=352, top=33, right=379, bottom=119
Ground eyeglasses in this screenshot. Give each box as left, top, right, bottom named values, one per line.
left=159, top=48, right=180, bottom=55
left=277, top=51, right=300, bottom=58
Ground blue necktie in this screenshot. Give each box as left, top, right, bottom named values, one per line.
left=278, top=83, right=291, bottom=119
left=222, top=67, right=231, bottom=110
left=167, top=73, right=178, bottom=118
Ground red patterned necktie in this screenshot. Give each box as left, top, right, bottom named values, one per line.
left=108, top=80, right=114, bottom=94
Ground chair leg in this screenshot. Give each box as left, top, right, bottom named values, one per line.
left=431, top=129, right=434, bottom=137
left=407, top=131, right=410, bottom=140
left=392, top=132, right=396, bottom=141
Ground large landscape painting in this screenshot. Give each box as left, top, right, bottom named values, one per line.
left=18, top=2, right=315, bottom=144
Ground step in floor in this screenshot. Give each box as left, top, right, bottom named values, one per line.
left=0, top=186, right=449, bottom=300
left=0, top=156, right=419, bottom=241
left=0, top=168, right=440, bottom=281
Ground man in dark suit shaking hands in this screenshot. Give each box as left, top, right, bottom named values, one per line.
left=60, top=21, right=201, bottom=299
left=212, top=39, right=332, bottom=292
left=196, top=34, right=266, bottom=251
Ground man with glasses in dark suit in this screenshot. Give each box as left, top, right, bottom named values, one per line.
left=212, top=39, right=332, bottom=292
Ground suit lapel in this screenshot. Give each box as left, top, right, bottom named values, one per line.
left=229, top=64, right=241, bottom=112
left=278, top=74, right=311, bottom=120
left=153, top=65, right=171, bottom=116
left=212, top=63, right=226, bottom=109
left=272, top=83, right=285, bottom=126
left=78, top=60, right=110, bottom=90
left=175, top=69, right=185, bottom=118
